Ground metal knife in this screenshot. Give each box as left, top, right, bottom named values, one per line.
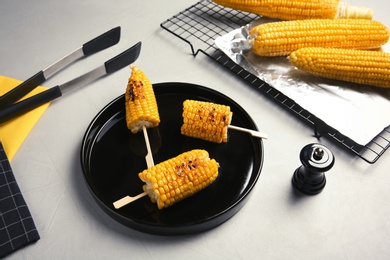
left=0, top=26, right=121, bottom=109
left=0, top=41, right=142, bottom=125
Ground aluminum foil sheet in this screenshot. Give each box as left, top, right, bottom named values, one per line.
left=215, top=20, right=390, bottom=145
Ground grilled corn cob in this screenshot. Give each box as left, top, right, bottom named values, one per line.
left=181, top=100, right=233, bottom=143
left=125, top=65, right=160, bottom=133
left=138, top=149, right=219, bottom=209
left=249, top=19, right=390, bottom=57
left=289, top=47, right=390, bottom=88
left=212, top=0, right=373, bottom=20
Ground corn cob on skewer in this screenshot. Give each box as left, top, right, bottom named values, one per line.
left=125, top=65, right=160, bottom=168
left=289, top=47, right=390, bottom=88
left=113, top=149, right=219, bottom=209
left=213, top=0, right=373, bottom=20
left=181, top=100, right=268, bottom=143
left=181, top=100, right=233, bottom=143
left=249, top=19, right=390, bottom=57
left=138, top=149, right=219, bottom=209
left=125, top=65, right=160, bottom=134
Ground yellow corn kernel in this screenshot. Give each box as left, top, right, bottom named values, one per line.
left=125, top=65, right=160, bottom=133
left=289, top=47, right=390, bottom=88
left=212, top=0, right=373, bottom=20
left=138, top=149, right=219, bottom=209
left=181, top=100, right=233, bottom=143
left=249, top=19, right=390, bottom=57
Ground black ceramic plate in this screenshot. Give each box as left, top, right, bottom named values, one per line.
left=80, top=82, right=264, bottom=235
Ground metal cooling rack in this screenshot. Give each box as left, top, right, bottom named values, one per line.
left=160, top=0, right=390, bottom=163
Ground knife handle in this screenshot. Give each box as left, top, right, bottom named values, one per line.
left=0, top=71, right=46, bottom=109
left=82, top=26, right=121, bottom=56
left=0, top=86, right=62, bottom=125
left=104, top=41, right=141, bottom=74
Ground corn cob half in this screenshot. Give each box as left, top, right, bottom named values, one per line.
left=125, top=65, right=160, bottom=133
left=181, top=100, right=233, bottom=143
left=212, top=0, right=373, bottom=20
left=289, top=47, right=390, bottom=88
left=249, top=19, right=390, bottom=57
left=138, top=149, right=219, bottom=209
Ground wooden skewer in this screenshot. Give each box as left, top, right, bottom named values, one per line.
left=142, top=125, right=154, bottom=168
left=113, top=191, right=149, bottom=209
left=228, top=125, right=268, bottom=139
left=113, top=125, right=154, bottom=210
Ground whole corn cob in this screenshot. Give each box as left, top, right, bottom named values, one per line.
left=125, top=65, right=160, bottom=133
left=138, top=149, right=219, bottom=209
left=181, top=100, right=233, bottom=143
left=212, top=0, right=373, bottom=20
left=249, top=19, right=390, bottom=57
left=289, top=47, right=390, bottom=88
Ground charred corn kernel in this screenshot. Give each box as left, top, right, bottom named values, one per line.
left=289, top=47, right=390, bottom=88
left=125, top=65, right=160, bottom=133
left=181, top=100, right=233, bottom=143
left=212, top=0, right=373, bottom=20
left=249, top=19, right=390, bottom=57
left=138, top=149, right=219, bottom=209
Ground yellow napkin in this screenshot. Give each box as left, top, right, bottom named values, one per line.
left=0, top=75, right=50, bottom=161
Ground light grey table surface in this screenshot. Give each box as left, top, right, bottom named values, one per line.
left=1, top=0, right=390, bottom=259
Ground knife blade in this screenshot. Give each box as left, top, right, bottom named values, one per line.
left=0, top=41, right=142, bottom=125
left=0, top=26, right=121, bottom=109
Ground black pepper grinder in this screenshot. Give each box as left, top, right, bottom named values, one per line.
left=292, top=143, right=335, bottom=195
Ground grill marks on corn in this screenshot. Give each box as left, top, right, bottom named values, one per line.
left=127, top=80, right=145, bottom=102
left=125, top=65, right=160, bottom=133
left=249, top=19, right=390, bottom=57
left=138, top=149, right=219, bottom=209
left=290, top=47, right=390, bottom=88
left=181, top=100, right=233, bottom=143
left=174, top=158, right=199, bottom=176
